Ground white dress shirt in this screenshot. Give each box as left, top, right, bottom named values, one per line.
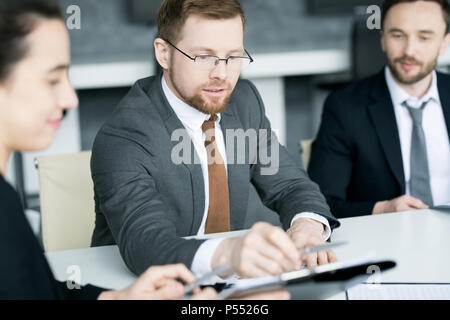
left=161, top=75, right=331, bottom=279
left=385, top=67, right=450, bottom=205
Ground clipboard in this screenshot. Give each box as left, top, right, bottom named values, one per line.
left=219, top=256, right=396, bottom=299
left=430, top=204, right=450, bottom=211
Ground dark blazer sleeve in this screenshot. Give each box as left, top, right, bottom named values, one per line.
left=91, top=124, right=206, bottom=275
left=308, top=92, right=377, bottom=218
left=53, top=282, right=104, bottom=300
left=245, top=81, right=340, bottom=231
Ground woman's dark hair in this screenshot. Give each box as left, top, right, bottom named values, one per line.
left=382, top=0, right=450, bottom=33
left=0, top=0, right=63, bottom=82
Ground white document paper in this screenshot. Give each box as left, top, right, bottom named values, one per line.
left=347, top=283, right=450, bottom=300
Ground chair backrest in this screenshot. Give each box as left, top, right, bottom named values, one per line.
left=352, top=16, right=386, bottom=80
left=37, top=151, right=95, bottom=252
left=300, top=139, right=314, bottom=170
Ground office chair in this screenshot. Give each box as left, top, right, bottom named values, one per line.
left=351, top=16, right=386, bottom=80
left=315, top=15, right=386, bottom=90
left=36, top=151, right=95, bottom=252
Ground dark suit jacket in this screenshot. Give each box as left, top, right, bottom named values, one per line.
left=308, top=69, right=450, bottom=219
left=91, top=75, right=340, bottom=275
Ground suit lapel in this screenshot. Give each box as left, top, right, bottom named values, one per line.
left=164, top=114, right=205, bottom=234
left=148, top=76, right=205, bottom=234
left=220, top=105, right=250, bottom=230
left=367, top=71, right=406, bottom=192
left=437, top=72, right=450, bottom=141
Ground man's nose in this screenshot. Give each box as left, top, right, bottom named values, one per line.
left=210, top=59, right=228, bottom=80
left=403, top=37, right=419, bottom=58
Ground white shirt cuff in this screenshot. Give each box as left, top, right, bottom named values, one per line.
left=191, top=238, right=230, bottom=285
left=290, top=212, right=331, bottom=241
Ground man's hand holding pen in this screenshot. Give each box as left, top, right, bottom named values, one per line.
left=287, top=218, right=338, bottom=268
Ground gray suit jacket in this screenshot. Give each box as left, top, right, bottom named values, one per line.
left=91, top=75, right=340, bottom=275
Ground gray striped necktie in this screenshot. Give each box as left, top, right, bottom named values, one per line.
left=402, top=99, right=434, bottom=206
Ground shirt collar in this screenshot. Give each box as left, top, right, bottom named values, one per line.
left=161, top=75, right=220, bottom=131
left=385, top=66, right=440, bottom=108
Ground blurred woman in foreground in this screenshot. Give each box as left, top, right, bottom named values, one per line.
left=0, top=0, right=217, bottom=300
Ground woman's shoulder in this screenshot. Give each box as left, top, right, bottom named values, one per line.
left=0, top=175, right=41, bottom=266
left=0, top=176, right=23, bottom=213
left=0, top=176, right=27, bottom=232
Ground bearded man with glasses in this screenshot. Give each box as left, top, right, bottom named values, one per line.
left=90, top=0, right=340, bottom=287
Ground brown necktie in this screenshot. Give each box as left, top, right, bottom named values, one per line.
left=202, top=114, right=230, bottom=234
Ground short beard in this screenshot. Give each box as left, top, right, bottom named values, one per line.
left=387, top=55, right=437, bottom=85
left=184, top=93, right=231, bottom=115
left=169, top=69, right=232, bottom=115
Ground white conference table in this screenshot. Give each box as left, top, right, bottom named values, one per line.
left=45, top=207, right=450, bottom=299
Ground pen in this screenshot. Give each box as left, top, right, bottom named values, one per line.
left=299, top=241, right=348, bottom=256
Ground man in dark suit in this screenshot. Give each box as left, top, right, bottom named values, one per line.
left=309, top=0, right=450, bottom=218
left=90, top=0, right=340, bottom=280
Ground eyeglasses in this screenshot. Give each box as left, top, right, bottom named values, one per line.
left=164, top=39, right=254, bottom=71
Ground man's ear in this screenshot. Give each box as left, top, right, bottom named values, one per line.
left=154, top=38, right=171, bottom=70
left=0, top=83, right=9, bottom=124
left=380, top=30, right=387, bottom=53
left=0, top=81, right=10, bottom=100
left=439, top=32, right=450, bottom=56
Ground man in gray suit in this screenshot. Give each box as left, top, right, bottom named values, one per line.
left=91, top=0, right=340, bottom=280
